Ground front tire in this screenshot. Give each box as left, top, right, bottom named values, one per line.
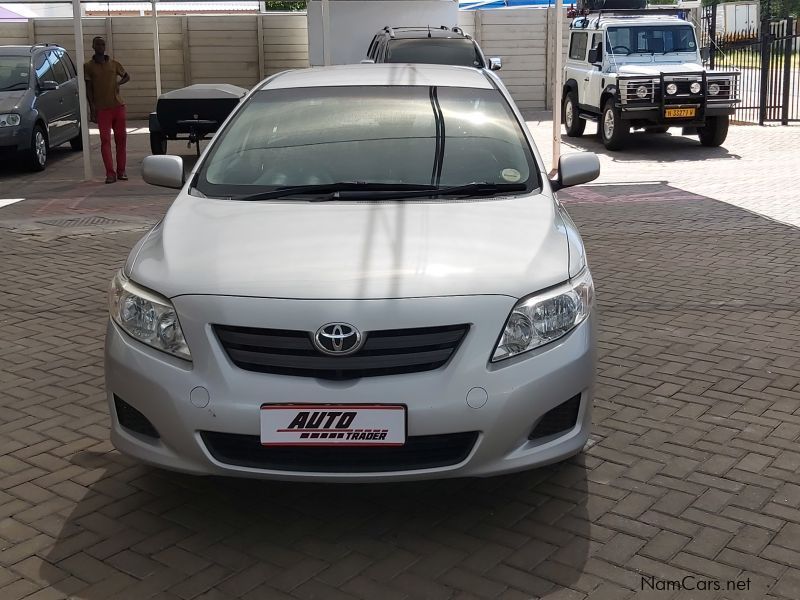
left=697, top=115, right=729, bottom=147
left=600, top=99, right=629, bottom=151
left=27, top=124, right=48, bottom=171
left=563, top=91, right=585, bottom=137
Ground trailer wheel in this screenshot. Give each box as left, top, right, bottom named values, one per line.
left=697, top=115, right=729, bottom=147
left=150, top=132, right=167, bottom=155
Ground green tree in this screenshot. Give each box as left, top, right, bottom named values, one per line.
left=263, top=1, right=307, bottom=11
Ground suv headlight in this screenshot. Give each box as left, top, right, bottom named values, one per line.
left=0, top=114, right=20, bottom=127
left=108, top=271, right=192, bottom=360
left=492, top=269, right=594, bottom=362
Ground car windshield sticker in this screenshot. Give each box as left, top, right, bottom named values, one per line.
left=502, top=168, right=521, bottom=182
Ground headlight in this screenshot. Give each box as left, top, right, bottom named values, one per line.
left=666, top=83, right=678, bottom=95
left=708, top=83, right=721, bottom=96
left=636, top=85, right=649, bottom=99
left=108, top=271, right=192, bottom=360
left=492, top=269, right=594, bottom=362
left=0, top=114, right=20, bottom=127
left=690, top=82, right=701, bottom=94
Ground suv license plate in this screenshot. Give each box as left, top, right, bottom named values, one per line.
left=260, top=404, right=406, bottom=446
left=665, top=108, right=696, bottom=118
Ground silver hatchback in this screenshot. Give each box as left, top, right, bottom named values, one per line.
left=105, top=64, right=600, bottom=481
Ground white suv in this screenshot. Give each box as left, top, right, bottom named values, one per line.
left=563, top=11, right=740, bottom=150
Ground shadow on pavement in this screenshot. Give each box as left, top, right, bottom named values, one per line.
left=562, top=129, right=742, bottom=162
left=41, top=450, right=591, bottom=598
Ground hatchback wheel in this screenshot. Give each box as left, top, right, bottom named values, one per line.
left=27, top=125, right=48, bottom=171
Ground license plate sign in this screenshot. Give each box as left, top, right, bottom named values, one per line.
left=665, top=108, right=696, bottom=118
left=260, top=404, right=406, bottom=446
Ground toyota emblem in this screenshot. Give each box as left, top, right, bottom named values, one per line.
left=313, top=323, right=364, bottom=356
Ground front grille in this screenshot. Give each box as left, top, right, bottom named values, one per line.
left=707, top=77, right=736, bottom=101
left=528, top=394, right=581, bottom=440
left=621, top=79, right=656, bottom=104
left=114, top=395, right=159, bottom=439
left=214, top=324, right=469, bottom=380
left=200, top=430, right=479, bottom=472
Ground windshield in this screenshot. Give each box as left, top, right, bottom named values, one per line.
left=196, top=86, right=539, bottom=198
left=386, top=39, right=484, bottom=68
left=607, top=25, right=698, bottom=55
left=0, top=56, right=31, bottom=91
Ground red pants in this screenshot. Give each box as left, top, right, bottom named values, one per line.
left=97, top=105, right=127, bottom=178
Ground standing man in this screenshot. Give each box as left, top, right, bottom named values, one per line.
left=84, top=36, right=130, bottom=184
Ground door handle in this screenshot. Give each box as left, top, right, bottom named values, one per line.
left=584, top=78, right=590, bottom=82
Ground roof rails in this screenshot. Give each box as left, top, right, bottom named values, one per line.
left=29, top=42, right=56, bottom=52
left=382, top=25, right=470, bottom=39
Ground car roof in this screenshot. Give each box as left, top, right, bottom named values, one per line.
left=260, top=64, right=494, bottom=91
left=0, top=44, right=64, bottom=56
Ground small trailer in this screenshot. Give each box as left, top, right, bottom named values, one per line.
left=148, top=83, right=248, bottom=156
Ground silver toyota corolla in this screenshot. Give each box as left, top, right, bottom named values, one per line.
left=105, top=64, right=600, bottom=481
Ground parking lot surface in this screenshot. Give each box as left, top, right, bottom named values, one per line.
left=0, top=122, right=799, bottom=600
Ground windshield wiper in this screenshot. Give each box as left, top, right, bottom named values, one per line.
left=234, top=182, right=438, bottom=201
left=663, top=48, right=696, bottom=54
left=0, top=83, right=28, bottom=91
left=234, top=181, right=528, bottom=202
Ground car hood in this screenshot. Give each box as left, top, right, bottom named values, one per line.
left=0, top=90, right=26, bottom=112
left=129, top=192, right=571, bottom=300
left=616, top=63, right=704, bottom=76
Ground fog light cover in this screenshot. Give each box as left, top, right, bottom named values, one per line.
left=666, top=83, right=678, bottom=95
left=690, top=82, right=701, bottom=94
left=708, top=83, right=721, bottom=96
left=636, top=85, right=649, bottom=99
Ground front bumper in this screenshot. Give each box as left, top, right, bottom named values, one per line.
left=621, top=104, right=737, bottom=124
left=105, top=294, right=595, bottom=482
left=0, top=124, right=27, bottom=154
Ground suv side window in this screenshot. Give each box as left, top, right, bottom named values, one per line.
left=33, top=51, right=56, bottom=86
left=569, top=32, right=589, bottom=61
left=47, top=50, right=70, bottom=85
left=591, top=33, right=603, bottom=63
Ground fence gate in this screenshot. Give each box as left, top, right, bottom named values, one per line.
left=703, top=5, right=799, bottom=125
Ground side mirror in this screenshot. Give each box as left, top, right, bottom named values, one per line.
left=360, top=59, right=376, bottom=64
left=551, top=152, right=600, bottom=191
left=700, top=46, right=710, bottom=61
left=587, top=48, right=599, bottom=64
left=142, top=155, right=184, bottom=189
left=489, top=57, right=502, bottom=71
left=38, top=80, right=59, bottom=92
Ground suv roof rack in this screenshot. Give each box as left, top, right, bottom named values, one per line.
left=596, top=8, right=685, bottom=17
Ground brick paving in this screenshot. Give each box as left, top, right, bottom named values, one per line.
left=0, top=123, right=799, bottom=599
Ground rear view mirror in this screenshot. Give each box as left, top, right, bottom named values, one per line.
left=588, top=48, right=599, bottom=64
left=551, top=152, right=600, bottom=191
left=700, top=46, right=710, bottom=61
left=489, top=57, right=502, bottom=71
left=142, top=155, right=184, bottom=189
left=38, top=80, right=58, bottom=92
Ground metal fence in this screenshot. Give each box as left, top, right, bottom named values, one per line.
left=703, top=5, right=799, bottom=124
